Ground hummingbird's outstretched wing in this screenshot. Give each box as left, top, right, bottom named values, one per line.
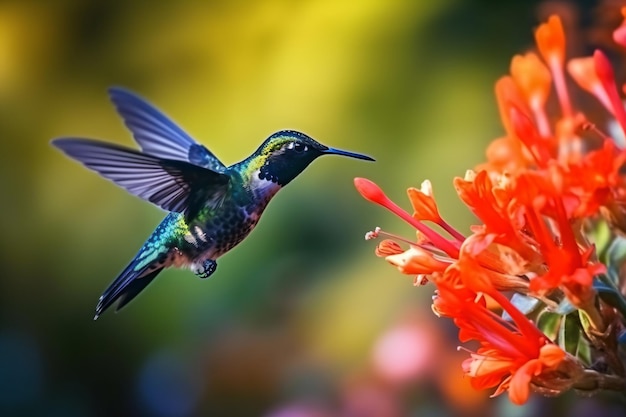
left=108, top=87, right=227, bottom=173
left=52, top=138, right=230, bottom=219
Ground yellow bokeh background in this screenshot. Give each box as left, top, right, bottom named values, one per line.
left=0, top=1, right=621, bottom=416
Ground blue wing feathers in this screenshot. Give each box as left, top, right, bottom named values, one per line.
left=108, top=87, right=226, bottom=172
left=51, top=138, right=230, bottom=216
left=108, top=87, right=197, bottom=147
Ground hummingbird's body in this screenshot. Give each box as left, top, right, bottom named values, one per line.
left=52, top=88, right=373, bottom=318
left=125, top=159, right=281, bottom=283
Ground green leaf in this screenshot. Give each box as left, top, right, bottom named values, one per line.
left=560, top=314, right=582, bottom=356
left=576, top=334, right=591, bottom=366
left=589, top=220, right=612, bottom=261
left=537, top=312, right=561, bottom=341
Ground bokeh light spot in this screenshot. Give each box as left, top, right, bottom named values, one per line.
left=0, top=332, right=42, bottom=409
left=137, top=350, right=203, bottom=417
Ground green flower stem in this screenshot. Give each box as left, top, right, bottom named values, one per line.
left=579, top=305, right=625, bottom=377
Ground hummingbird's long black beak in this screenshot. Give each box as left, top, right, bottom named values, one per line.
left=323, top=147, right=375, bottom=161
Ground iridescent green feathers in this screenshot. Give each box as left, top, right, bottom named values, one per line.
left=239, top=130, right=375, bottom=187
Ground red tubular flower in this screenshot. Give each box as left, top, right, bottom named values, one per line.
left=593, top=50, right=626, bottom=139
left=455, top=237, right=529, bottom=293
left=510, top=53, right=551, bottom=108
left=495, top=76, right=533, bottom=141
left=509, top=104, right=554, bottom=168
left=354, top=177, right=460, bottom=257
left=479, top=136, right=529, bottom=175
left=464, top=343, right=565, bottom=405
left=535, top=15, right=572, bottom=117
left=514, top=173, right=605, bottom=306
left=535, top=15, right=566, bottom=65
left=566, top=139, right=626, bottom=217
left=453, top=170, right=535, bottom=262
left=510, top=53, right=552, bottom=136
left=355, top=11, right=626, bottom=404
left=567, top=56, right=612, bottom=112
left=432, top=276, right=565, bottom=405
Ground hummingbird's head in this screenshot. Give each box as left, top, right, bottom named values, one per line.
left=249, top=130, right=374, bottom=187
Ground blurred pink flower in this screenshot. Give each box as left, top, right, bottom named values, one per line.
left=371, top=324, right=436, bottom=383
left=264, top=403, right=333, bottom=417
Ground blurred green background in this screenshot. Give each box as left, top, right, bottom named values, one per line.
left=1, top=0, right=624, bottom=416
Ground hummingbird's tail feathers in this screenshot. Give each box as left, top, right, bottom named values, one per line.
left=94, top=259, right=163, bottom=319
left=114, top=268, right=162, bottom=313
left=52, top=138, right=230, bottom=218
left=108, top=87, right=227, bottom=172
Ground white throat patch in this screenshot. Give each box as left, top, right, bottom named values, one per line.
left=249, top=169, right=282, bottom=198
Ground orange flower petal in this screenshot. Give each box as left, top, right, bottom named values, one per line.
left=535, top=15, right=565, bottom=65
left=567, top=56, right=598, bottom=93
left=482, top=136, right=529, bottom=174
left=495, top=76, right=531, bottom=139
left=510, top=52, right=552, bottom=107
left=535, top=15, right=572, bottom=117
left=539, top=344, right=566, bottom=368
left=509, top=104, right=553, bottom=166
left=567, top=57, right=614, bottom=113
left=507, top=344, right=566, bottom=405
left=464, top=354, right=512, bottom=387
left=407, top=180, right=440, bottom=222
left=385, top=246, right=450, bottom=275
left=508, top=359, right=541, bottom=405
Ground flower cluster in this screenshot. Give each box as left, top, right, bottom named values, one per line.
left=355, top=12, right=626, bottom=404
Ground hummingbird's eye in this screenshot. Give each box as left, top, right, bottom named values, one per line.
left=286, top=141, right=308, bottom=153
left=293, top=142, right=306, bottom=152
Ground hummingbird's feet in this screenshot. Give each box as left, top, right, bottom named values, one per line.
left=193, top=259, right=217, bottom=279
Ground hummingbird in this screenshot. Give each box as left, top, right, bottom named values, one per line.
left=52, top=88, right=374, bottom=319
